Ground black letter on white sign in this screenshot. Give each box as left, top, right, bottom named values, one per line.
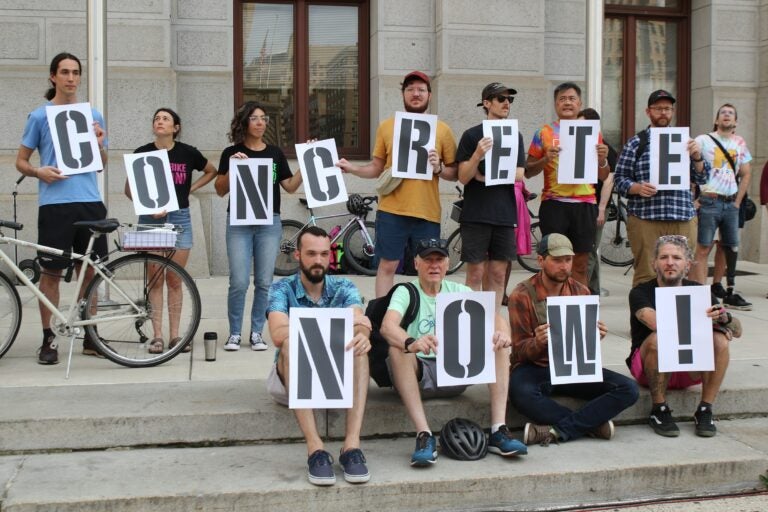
left=235, top=163, right=269, bottom=221
left=303, top=146, right=340, bottom=202
left=55, top=110, right=93, bottom=169
left=548, top=304, right=598, bottom=377
left=397, top=119, right=430, bottom=175
left=296, top=317, right=345, bottom=400
left=442, top=299, right=486, bottom=379
left=132, top=156, right=171, bottom=209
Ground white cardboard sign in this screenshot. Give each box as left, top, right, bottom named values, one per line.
left=556, top=120, right=600, bottom=184
left=655, top=286, right=714, bottom=373
left=228, top=158, right=274, bottom=225
left=436, top=291, right=496, bottom=387
left=296, top=138, right=348, bottom=208
left=288, top=307, right=354, bottom=409
left=546, top=295, right=603, bottom=384
left=45, top=102, right=103, bottom=175
left=649, top=127, right=690, bottom=191
left=391, top=111, right=437, bottom=180
left=482, top=119, right=519, bottom=186
left=123, top=149, right=179, bottom=215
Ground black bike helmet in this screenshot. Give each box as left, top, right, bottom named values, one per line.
left=439, top=418, right=488, bottom=461
left=346, top=193, right=365, bottom=216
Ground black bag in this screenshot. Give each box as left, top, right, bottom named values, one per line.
left=364, top=282, right=419, bottom=387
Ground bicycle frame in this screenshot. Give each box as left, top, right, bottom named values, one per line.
left=0, top=230, right=148, bottom=376
left=298, top=210, right=373, bottom=247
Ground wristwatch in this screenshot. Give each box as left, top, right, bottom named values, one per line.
left=403, top=337, right=416, bottom=353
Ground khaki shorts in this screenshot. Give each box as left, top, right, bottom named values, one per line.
left=387, top=356, right=467, bottom=399
left=266, top=363, right=289, bottom=406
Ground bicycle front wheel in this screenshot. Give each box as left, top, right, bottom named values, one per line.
left=0, top=271, right=22, bottom=360
left=517, top=222, right=542, bottom=273
left=600, top=204, right=633, bottom=267
left=82, top=253, right=201, bottom=368
left=274, top=219, right=304, bottom=276
left=446, top=229, right=464, bottom=275
left=343, top=220, right=377, bottom=276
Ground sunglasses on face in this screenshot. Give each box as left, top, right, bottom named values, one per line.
left=417, top=238, right=448, bottom=251
left=492, top=94, right=514, bottom=104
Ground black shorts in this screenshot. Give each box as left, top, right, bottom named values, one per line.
left=538, top=200, right=597, bottom=254
left=460, top=222, right=517, bottom=263
left=38, top=202, right=108, bottom=270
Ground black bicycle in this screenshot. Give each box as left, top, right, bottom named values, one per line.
left=600, top=191, right=633, bottom=267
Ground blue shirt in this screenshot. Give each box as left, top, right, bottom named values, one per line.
left=20, top=102, right=107, bottom=206
left=614, top=128, right=709, bottom=221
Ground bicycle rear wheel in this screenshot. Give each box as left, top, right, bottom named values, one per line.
left=82, top=253, right=201, bottom=368
left=517, top=222, right=542, bottom=273
left=343, top=220, right=377, bottom=276
left=600, top=202, right=633, bottom=267
left=446, top=228, right=464, bottom=275
left=274, top=219, right=304, bottom=276
left=0, top=271, right=21, bottom=360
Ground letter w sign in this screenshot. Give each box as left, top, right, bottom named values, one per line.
left=546, top=295, right=603, bottom=384
left=289, top=308, right=353, bottom=409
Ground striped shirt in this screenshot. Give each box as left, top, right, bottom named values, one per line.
left=614, top=128, right=709, bottom=221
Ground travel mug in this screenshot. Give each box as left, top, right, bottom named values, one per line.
left=204, top=332, right=217, bottom=361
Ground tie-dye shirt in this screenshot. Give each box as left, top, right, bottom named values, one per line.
left=695, top=133, right=752, bottom=197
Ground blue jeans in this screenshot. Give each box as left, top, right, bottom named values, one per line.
left=509, top=363, right=639, bottom=441
left=225, top=215, right=282, bottom=337
left=697, top=195, right=740, bottom=247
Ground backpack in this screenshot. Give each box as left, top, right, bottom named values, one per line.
left=365, top=282, right=419, bottom=387
left=635, top=129, right=650, bottom=159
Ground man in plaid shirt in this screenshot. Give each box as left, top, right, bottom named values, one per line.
left=614, top=90, right=710, bottom=286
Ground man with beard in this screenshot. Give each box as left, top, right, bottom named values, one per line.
left=628, top=235, right=740, bottom=438
left=381, top=238, right=527, bottom=466
left=688, top=104, right=753, bottom=310
left=266, top=226, right=373, bottom=486
left=614, top=90, right=710, bottom=286
left=508, top=234, right=638, bottom=446
left=455, top=82, right=524, bottom=307
left=337, top=71, right=458, bottom=298
left=526, top=82, right=611, bottom=286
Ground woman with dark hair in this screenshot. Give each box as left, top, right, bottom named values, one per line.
left=215, top=102, right=302, bottom=351
left=124, top=107, right=217, bottom=354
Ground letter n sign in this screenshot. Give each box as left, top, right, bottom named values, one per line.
left=45, top=102, right=103, bottom=175
left=546, top=295, right=603, bottom=384
left=289, top=308, right=353, bottom=409
left=436, top=291, right=496, bottom=386
left=391, top=111, right=437, bottom=180
left=229, top=158, right=274, bottom=225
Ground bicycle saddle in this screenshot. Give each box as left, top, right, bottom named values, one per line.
left=73, top=218, right=120, bottom=234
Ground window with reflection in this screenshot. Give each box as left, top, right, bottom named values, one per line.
left=237, top=1, right=369, bottom=158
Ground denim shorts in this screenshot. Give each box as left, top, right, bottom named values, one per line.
left=375, top=210, right=440, bottom=261
left=697, top=195, right=739, bottom=248
left=138, top=208, right=193, bottom=249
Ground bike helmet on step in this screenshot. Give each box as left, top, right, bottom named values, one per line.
left=439, top=417, right=488, bottom=461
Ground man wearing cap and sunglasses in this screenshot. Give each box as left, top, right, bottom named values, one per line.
left=337, top=71, right=458, bottom=299
left=526, top=82, right=611, bottom=287
left=614, top=89, right=710, bottom=287
left=381, top=237, right=527, bottom=466
left=508, top=233, right=639, bottom=446
left=455, top=83, right=525, bottom=308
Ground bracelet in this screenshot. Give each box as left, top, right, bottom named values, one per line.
left=599, top=160, right=609, bottom=168
left=433, top=162, right=443, bottom=175
left=692, top=156, right=704, bottom=163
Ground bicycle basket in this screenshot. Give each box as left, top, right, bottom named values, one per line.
left=121, top=225, right=177, bottom=251
left=450, top=200, right=464, bottom=223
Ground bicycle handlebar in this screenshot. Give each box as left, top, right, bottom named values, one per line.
left=0, top=219, right=23, bottom=231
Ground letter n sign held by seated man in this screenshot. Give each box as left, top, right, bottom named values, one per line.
left=124, top=149, right=180, bottom=216
left=546, top=295, right=603, bottom=385
left=296, top=138, right=348, bottom=209
left=436, top=291, right=496, bottom=386
left=229, top=158, right=274, bottom=225
left=46, top=102, right=103, bottom=175
left=650, top=127, right=690, bottom=191
left=391, top=111, right=437, bottom=180
left=288, top=308, right=354, bottom=409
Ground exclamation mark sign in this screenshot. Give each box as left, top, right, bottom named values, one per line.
left=676, top=295, right=693, bottom=364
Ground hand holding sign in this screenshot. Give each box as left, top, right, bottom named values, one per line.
left=46, top=102, right=103, bottom=175
left=649, top=127, right=690, bottom=191
left=391, top=111, right=437, bottom=180
left=124, top=149, right=179, bottom=216
left=296, top=138, right=348, bottom=208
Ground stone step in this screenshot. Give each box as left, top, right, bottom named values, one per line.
left=2, top=359, right=767, bottom=454
left=1, top=419, right=766, bottom=512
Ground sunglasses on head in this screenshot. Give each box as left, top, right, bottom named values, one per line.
left=417, top=238, right=448, bottom=250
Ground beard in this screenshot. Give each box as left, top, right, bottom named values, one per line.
left=543, top=267, right=571, bottom=283
left=300, top=263, right=327, bottom=284
left=404, top=101, right=429, bottom=114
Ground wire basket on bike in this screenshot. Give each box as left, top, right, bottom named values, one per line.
left=120, top=224, right=177, bottom=251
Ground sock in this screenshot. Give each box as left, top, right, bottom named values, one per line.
left=42, top=328, right=54, bottom=344
left=491, top=423, right=504, bottom=434
left=652, top=402, right=667, bottom=410
left=418, top=430, right=432, bottom=437
left=698, top=401, right=712, bottom=410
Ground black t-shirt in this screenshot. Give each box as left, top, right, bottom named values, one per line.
left=628, top=278, right=717, bottom=350
left=455, top=123, right=525, bottom=226
left=218, top=143, right=292, bottom=214
left=134, top=142, right=208, bottom=209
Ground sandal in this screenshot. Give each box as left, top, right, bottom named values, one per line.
left=169, top=337, right=190, bottom=353
left=148, top=337, right=164, bottom=354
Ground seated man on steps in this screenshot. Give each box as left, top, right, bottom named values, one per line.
left=628, top=234, right=741, bottom=438
left=266, top=226, right=373, bottom=486
left=508, top=233, right=639, bottom=446
left=381, top=238, right=527, bottom=467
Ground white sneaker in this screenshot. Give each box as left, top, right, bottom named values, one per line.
left=250, top=332, right=268, bottom=351
left=223, top=334, right=241, bottom=351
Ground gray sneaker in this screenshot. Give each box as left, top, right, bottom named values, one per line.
left=223, top=334, right=241, bottom=351
left=250, top=332, right=268, bottom=351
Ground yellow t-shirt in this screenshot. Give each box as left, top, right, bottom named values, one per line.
left=373, top=117, right=457, bottom=223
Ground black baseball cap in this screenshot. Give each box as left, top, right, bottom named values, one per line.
left=416, top=238, right=449, bottom=258
left=647, top=89, right=676, bottom=107
left=476, top=82, right=518, bottom=106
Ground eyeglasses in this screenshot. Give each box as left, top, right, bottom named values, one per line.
left=493, top=94, right=515, bottom=104
left=249, top=115, right=270, bottom=123
left=416, top=238, right=448, bottom=251
left=649, top=106, right=674, bottom=114
left=556, top=95, right=580, bottom=104
left=404, top=86, right=429, bottom=95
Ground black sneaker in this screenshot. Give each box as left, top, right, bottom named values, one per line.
left=723, top=290, right=752, bottom=311
left=648, top=403, right=679, bottom=437
left=710, top=282, right=727, bottom=299
left=694, top=405, right=717, bottom=437
left=38, top=337, right=59, bottom=365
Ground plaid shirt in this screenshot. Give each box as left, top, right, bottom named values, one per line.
left=614, top=128, right=709, bottom=221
